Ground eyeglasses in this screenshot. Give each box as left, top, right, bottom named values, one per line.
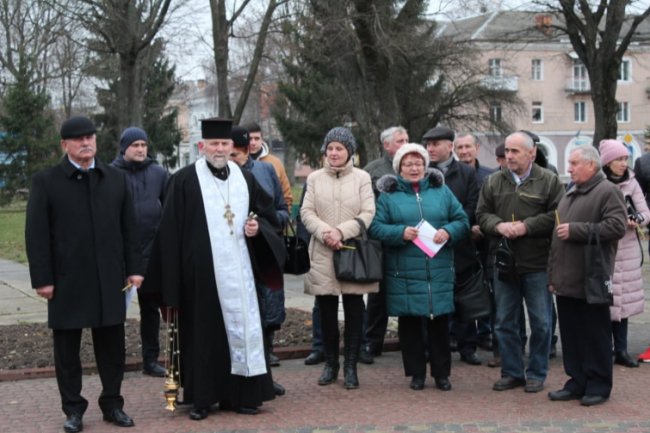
left=401, top=162, right=424, bottom=168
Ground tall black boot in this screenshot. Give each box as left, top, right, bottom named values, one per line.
left=343, top=324, right=361, bottom=389
left=318, top=352, right=339, bottom=385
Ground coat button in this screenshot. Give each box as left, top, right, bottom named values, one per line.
left=77, top=174, right=82, bottom=180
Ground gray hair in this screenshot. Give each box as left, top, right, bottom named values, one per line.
left=380, top=126, right=407, bottom=145
left=506, top=131, right=534, bottom=149
left=571, top=144, right=602, bottom=170
left=454, top=132, right=480, bottom=147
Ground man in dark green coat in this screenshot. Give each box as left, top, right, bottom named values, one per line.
left=25, top=116, right=143, bottom=433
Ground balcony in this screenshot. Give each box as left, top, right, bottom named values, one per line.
left=481, top=75, right=519, bottom=92
left=566, top=79, right=591, bottom=94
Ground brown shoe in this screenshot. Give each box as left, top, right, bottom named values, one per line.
left=487, top=356, right=501, bottom=368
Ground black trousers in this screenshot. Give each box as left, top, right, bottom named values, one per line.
left=53, top=324, right=126, bottom=416
left=556, top=296, right=612, bottom=398
left=398, top=315, right=451, bottom=379
left=137, top=290, right=161, bottom=364
left=364, top=280, right=388, bottom=354
left=317, top=294, right=364, bottom=356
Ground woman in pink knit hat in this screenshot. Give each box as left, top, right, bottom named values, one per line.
left=598, top=139, right=650, bottom=367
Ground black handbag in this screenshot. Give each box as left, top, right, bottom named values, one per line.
left=495, top=237, right=519, bottom=284
left=333, top=218, right=383, bottom=283
left=283, top=221, right=310, bottom=275
left=584, top=223, right=614, bottom=305
left=454, top=263, right=491, bottom=322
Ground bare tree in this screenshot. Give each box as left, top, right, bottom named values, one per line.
left=539, top=0, right=650, bottom=144
left=208, top=0, right=287, bottom=122
left=60, top=0, right=176, bottom=131
left=0, top=0, right=67, bottom=89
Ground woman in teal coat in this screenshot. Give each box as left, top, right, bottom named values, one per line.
left=369, top=143, right=469, bottom=391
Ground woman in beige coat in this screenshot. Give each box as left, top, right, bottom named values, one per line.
left=301, top=127, right=378, bottom=390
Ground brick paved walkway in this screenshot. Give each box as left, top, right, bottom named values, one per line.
left=2, top=350, right=649, bottom=433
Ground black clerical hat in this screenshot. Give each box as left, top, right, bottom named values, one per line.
left=201, top=117, right=232, bottom=139
left=231, top=126, right=249, bottom=148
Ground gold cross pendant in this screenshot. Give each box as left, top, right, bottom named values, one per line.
left=223, top=205, right=235, bottom=235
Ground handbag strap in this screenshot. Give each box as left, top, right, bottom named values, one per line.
left=353, top=217, right=369, bottom=240
left=285, top=220, right=297, bottom=237
left=587, top=223, right=607, bottom=264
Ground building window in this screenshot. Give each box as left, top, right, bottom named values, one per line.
left=489, top=59, right=502, bottom=77
left=531, top=59, right=543, bottom=80
left=574, top=101, right=587, bottom=123
left=572, top=59, right=589, bottom=91
left=618, top=59, right=631, bottom=82
left=490, top=103, right=502, bottom=122
left=532, top=101, right=543, bottom=123
left=617, top=101, right=630, bottom=122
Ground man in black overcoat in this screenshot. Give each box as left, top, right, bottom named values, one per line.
left=25, top=116, right=143, bottom=433
left=142, top=118, right=285, bottom=421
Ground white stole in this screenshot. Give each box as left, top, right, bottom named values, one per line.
left=195, top=158, right=267, bottom=377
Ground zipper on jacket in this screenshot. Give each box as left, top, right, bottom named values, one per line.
left=415, top=189, right=434, bottom=319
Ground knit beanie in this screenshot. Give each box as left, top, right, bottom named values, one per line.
left=393, top=143, right=430, bottom=174
left=321, top=127, right=357, bottom=159
left=598, top=139, right=629, bottom=166
left=119, top=127, right=148, bottom=154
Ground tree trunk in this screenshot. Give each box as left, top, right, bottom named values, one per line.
left=210, top=0, right=232, bottom=118
left=118, top=53, right=143, bottom=132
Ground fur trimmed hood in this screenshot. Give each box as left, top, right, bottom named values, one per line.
left=376, top=168, right=445, bottom=193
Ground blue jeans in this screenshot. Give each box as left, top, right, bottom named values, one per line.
left=493, top=271, right=552, bottom=382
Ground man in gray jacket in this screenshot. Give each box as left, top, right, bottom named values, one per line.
left=547, top=144, right=626, bottom=406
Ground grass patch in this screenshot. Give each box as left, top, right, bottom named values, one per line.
left=0, top=207, right=26, bottom=263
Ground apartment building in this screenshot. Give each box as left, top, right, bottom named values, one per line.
left=440, top=11, right=650, bottom=175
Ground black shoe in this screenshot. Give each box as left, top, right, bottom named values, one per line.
left=143, top=362, right=166, bottom=377
left=477, top=336, right=493, bottom=351
left=449, top=337, right=458, bottom=352
left=549, top=343, right=557, bottom=359
left=304, top=351, right=324, bottom=365
left=434, top=377, right=452, bottom=391
left=269, top=353, right=280, bottom=367
left=614, top=351, right=639, bottom=368
left=409, top=375, right=425, bottom=391
left=102, top=408, right=134, bottom=427
left=343, top=364, right=359, bottom=389
left=460, top=352, right=482, bottom=366
left=493, top=376, right=525, bottom=391
left=524, top=379, right=544, bottom=393
left=580, top=395, right=608, bottom=406
left=359, top=347, right=374, bottom=365
left=189, top=406, right=209, bottom=421
left=548, top=389, right=580, bottom=401
left=273, top=381, right=286, bottom=396
left=236, top=406, right=261, bottom=415
left=63, top=414, right=83, bottom=433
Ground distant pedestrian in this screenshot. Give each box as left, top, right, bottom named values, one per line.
left=26, top=116, right=143, bottom=432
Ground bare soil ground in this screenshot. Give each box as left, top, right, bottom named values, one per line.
left=0, top=308, right=316, bottom=370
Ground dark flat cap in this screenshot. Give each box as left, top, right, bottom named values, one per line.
left=201, top=117, right=232, bottom=139
left=60, top=116, right=96, bottom=139
left=495, top=144, right=505, bottom=157
left=422, top=126, right=455, bottom=143
left=231, top=126, right=249, bottom=148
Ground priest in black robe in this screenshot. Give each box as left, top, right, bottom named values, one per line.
left=142, top=118, right=285, bottom=421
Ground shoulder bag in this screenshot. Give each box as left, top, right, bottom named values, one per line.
left=283, top=220, right=310, bottom=275
left=584, top=223, right=614, bottom=305
left=333, top=218, right=383, bottom=283
left=454, top=260, right=491, bottom=322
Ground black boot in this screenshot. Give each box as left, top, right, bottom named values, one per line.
left=318, top=354, right=339, bottom=385
left=343, top=324, right=361, bottom=390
